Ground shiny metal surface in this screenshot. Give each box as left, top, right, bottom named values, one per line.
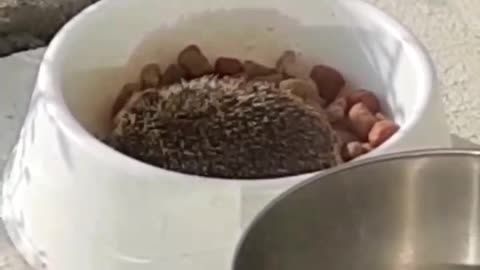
left=233, top=149, right=480, bottom=270
left=399, top=264, right=480, bottom=270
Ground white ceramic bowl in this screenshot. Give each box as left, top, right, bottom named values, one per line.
left=1, top=0, right=451, bottom=270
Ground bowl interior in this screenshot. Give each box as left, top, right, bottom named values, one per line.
left=43, top=0, right=432, bottom=162
left=234, top=151, right=480, bottom=270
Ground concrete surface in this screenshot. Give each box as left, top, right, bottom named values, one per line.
left=367, top=0, right=480, bottom=145
left=0, top=0, right=97, bottom=56
left=0, top=0, right=480, bottom=269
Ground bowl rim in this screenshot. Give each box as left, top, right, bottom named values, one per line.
left=231, top=148, right=480, bottom=270
left=38, top=0, right=437, bottom=183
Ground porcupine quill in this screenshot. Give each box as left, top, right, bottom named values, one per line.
left=106, top=75, right=342, bottom=179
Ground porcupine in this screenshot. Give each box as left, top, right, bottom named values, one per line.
left=106, top=75, right=342, bottom=179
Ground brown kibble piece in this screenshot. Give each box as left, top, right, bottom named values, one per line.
left=112, top=82, right=141, bottom=118
left=276, top=50, right=295, bottom=73
left=305, top=95, right=327, bottom=109
left=244, top=60, right=276, bottom=79
left=326, top=97, right=347, bottom=123
left=280, top=78, right=317, bottom=98
left=335, top=129, right=358, bottom=146
left=310, top=65, right=346, bottom=102
left=178, top=45, right=213, bottom=79
left=232, top=72, right=247, bottom=79
left=215, top=57, right=244, bottom=76
left=337, top=86, right=355, bottom=98
left=332, top=118, right=351, bottom=132
left=349, top=103, right=377, bottom=141
left=362, top=142, right=373, bottom=152
left=342, top=141, right=368, bottom=161
left=347, top=89, right=381, bottom=113
left=368, top=120, right=400, bottom=147
left=140, top=63, right=162, bottom=89
left=375, top=112, right=388, bottom=121
left=163, top=64, right=185, bottom=85
left=280, top=78, right=326, bottom=107
left=276, top=50, right=310, bottom=79
left=252, top=73, right=284, bottom=85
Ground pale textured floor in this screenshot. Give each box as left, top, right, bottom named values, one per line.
left=0, top=0, right=480, bottom=269
left=366, top=0, right=480, bottom=144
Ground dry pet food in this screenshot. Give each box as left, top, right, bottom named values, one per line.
left=140, top=63, right=162, bottom=89
left=215, top=57, right=245, bottom=76
left=310, top=65, right=346, bottom=102
left=342, top=141, right=369, bottom=161
left=276, top=50, right=310, bottom=79
left=178, top=45, right=214, bottom=78
left=244, top=60, right=277, bottom=79
left=348, top=102, right=377, bottom=141
left=347, top=89, right=381, bottom=113
left=106, top=45, right=399, bottom=178
left=163, top=64, right=185, bottom=85
left=368, top=120, right=400, bottom=147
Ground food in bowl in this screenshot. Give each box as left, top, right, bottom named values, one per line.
left=105, top=45, right=399, bottom=178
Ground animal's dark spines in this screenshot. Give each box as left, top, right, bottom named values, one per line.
left=108, top=75, right=341, bottom=179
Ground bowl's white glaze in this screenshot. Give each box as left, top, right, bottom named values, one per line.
left=1, top=0, right=450, bottom=269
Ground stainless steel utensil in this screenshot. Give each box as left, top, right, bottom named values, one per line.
left=399, top=264, right=480, bottom=270
left=233, top=149, right=480, bottom=270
